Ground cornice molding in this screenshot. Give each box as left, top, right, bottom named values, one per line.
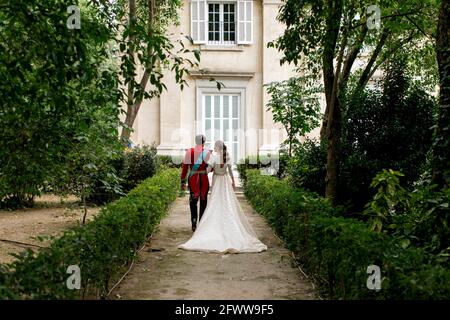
left=190, top=70, right=255, bottom=79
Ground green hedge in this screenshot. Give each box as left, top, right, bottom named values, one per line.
left=244, top=170, right=450, bottom=299
left=0, top=168, right=179, bottom=299
left=237, top=154, right=286, bottom=187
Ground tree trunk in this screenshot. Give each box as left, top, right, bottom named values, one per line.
left=121, top=0, right=137, bottom=145
left=323, top=25, right=347, bottom=203
left=325, top=94, right=341, bottom=202
left=320, top=70, right=335, bottom=139
left=319, top=0, right=343, bottom=140
left=120, top=0, right=155, bottom=145
left=121, top=70, right=150, bottom=144
left=321, top=0, right=344, bottom=203
left=433, top=0, right=450, bottom=188
left=82, top=191, right=88, bottom=225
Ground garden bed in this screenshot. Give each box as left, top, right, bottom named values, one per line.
left=0, top=195, right=100, bottom=264
left=244, top=170, right=450, bottom=300
left=0, top=168, right=179, bottom=299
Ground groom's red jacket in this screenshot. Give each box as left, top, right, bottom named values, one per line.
left=181, top=145, right=212, bottom=200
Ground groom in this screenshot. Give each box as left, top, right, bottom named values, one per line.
left=181, top=134, right=212, bottom=232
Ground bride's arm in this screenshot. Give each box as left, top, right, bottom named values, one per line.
left=206, top=152, right=216, bottom=174
left=228, top=163, right=236, bottom=190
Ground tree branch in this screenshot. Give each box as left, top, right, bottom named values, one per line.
left=341, top=24, right=368, bottom=87
left=133, top=0, right=155, bottom=117
left=349, top=9, right=425, bottom=31
left=365, top=33, right=418, bottom=84
left=320, top=0, right=344, bottom=139
left=356, top=29, right=390, bottom=91
left=404, top=14, right=434, bottom=40
left=326, top=24, right=348, bottom=138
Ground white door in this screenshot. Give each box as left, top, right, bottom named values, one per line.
left=202, top=93, right=240, bottom=163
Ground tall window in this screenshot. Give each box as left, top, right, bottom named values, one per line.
left=208, top=3, right=236, bottom=45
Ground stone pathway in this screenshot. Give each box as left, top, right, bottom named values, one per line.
left=111, top=194, right=316, bottom=300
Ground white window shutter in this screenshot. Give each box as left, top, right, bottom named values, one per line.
left=237, top=0, right=253, bottom=44
left=191, top=0, right=207, bottom=44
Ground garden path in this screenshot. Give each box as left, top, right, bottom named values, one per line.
left=111, top=193, right=316, bottom=299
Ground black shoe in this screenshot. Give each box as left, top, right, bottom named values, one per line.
left=192, top=224, right=196, bottom=232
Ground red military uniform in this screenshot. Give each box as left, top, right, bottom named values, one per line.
left=181, top=145, right=212, bottom=230
left=181, top=145, right=212, bottom=200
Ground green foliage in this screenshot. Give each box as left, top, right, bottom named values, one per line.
left=364, top=169, right=409, bottom=232
left=400, top=185, right=450, bottom=254
left=156, top=155, right=183, bottom=170
left=49, top=104, right=123, bottom=216
left=236, top=154, right=283, bottom=187
left=87, top=145, right=159, bottom=205
left=265, top=76, right=322, bottom=155
left=84, top=157, right=125, bottom=205
left=0, top=265, right=17, bottom=299
left=270, top=0, right=438, bottom=81
left=244, top=170, right=450, bottom=299
left=245, top=170, right=336, bottom=237
left=339, top=59, right=437, bottom=209
left=121, top=145, right=158, bottom=192
left=113, top=0, right=198, bottom=100
left=270, top=0, right=439, bottom=200
left=364, top=170, right=450, bottom=254
left=0, top=169, right=179, bottom=299
left=0, top=0, right=121, bottom=208
left=94, top=0, right=201, bottom=142
left=285, top=139, right=327, bottom=195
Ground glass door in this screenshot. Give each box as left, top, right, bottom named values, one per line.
left=202, top=93, right=240, bottom=163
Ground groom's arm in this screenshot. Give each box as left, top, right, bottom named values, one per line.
left=180, top=149, right=191, bottom=189
left=206, top=150, right=214, bottom=173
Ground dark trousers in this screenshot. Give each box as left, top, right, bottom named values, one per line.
left=189, top=191, right=208, bottom=226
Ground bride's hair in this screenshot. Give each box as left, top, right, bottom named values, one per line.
left=214, top=140, right=230, bottom=168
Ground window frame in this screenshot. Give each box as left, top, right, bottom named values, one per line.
left=191, top=0, right=253, bottom=46
left=195, top=79, right=248, bottom=164
left=207, top=1, right=237, bottom=46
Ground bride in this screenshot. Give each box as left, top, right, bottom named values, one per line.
left=178, top=140, right=267, bottom=253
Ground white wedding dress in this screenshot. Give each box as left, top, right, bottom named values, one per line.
left=178, top=153, right=267, bottom=253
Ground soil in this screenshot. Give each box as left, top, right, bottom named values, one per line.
left=0, top=195, right=100, bottom=264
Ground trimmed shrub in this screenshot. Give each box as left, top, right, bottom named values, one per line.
left=0, top=265, right=17, bottom=299
left=87, top=145, right=158, bottom=205
left=237, top=154, right=286, bottom=187
left=156, top=155, right=183, bottom=169
left=121, top=145, right=158, bottom=192
left=85, top=157, right=125, bottom=205
left=244, top=170, right=450, bottom=299
left=0, top=168, right=179, bottom=299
